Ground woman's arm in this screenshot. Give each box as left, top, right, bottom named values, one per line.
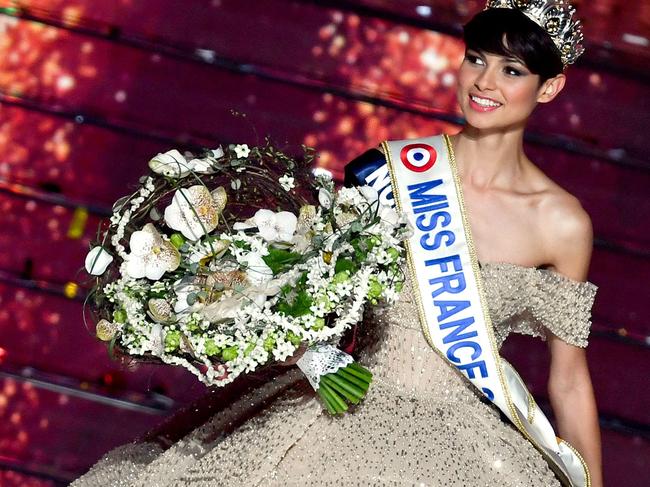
left=544, top=197, right=603, bottom=487
left=547, top=337, right=602, bottom=487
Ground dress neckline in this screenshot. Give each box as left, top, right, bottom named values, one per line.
left=478, top=261, right=595, bottom=286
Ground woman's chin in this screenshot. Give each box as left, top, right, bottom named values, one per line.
left=463, top=114, right=502, bottom=131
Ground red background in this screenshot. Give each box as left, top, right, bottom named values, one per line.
left=0, top=1, right=647, bottom=485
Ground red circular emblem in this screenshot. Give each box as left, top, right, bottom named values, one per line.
left=399, top=143, right=437, bottom=172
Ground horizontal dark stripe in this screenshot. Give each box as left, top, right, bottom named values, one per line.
left=0, top=362, right=174, bottom=415
left=0, top=457, right=72, bottom=486
left=0, top=91, right=206, bottom=151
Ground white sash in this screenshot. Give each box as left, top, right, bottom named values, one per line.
left=375, top=134, right=589, bottom=487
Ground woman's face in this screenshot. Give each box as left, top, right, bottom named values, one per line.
left=456, top=48, right=544, bottom=131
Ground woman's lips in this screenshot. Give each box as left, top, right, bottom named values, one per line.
left=468, top=94, right=502, bottom=112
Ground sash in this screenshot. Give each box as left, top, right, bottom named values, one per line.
left=349, top=135, right=590, bottom=487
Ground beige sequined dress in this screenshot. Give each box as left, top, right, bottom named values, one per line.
left=72, top=262, right=597, bottom=487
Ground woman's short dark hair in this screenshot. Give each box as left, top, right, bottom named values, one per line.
left=463, top=8, right=564, bottom=83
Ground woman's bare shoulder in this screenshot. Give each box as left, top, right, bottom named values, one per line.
left=529, top=165, right=593, bottom=278
left=528, top=164, right=591, bottom=234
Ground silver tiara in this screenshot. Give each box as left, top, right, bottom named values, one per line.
left=484, top=0, right=585, bottom=66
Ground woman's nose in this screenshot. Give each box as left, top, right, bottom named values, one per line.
left=474, top=66, right=497, bottom=91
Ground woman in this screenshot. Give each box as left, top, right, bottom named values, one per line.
left=73, top=3, right=601, bottom=486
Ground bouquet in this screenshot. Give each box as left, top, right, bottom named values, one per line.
left=84, top=141, right=410, bottom=414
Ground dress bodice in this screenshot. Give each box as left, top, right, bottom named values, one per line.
left=359, top=262, right=597, bottom=403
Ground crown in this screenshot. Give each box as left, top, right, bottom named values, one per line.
left=484, top=0, right=585, bottom=66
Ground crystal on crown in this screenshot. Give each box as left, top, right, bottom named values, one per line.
left=484, top=0, right=585, bottom=66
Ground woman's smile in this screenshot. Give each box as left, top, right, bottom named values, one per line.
left=468, top=93, right=503, bottom=112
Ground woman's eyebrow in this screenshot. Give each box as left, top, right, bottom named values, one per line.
left=501, top=56, right=525, bottom=65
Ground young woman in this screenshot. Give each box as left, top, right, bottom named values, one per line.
left=447, top=5, right=602, bottom=485
left=73, top=3, right=601, bottom=486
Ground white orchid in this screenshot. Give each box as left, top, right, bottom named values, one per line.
left=210, top=147, right=225, bottom=159
left=235, top=209, right=297, bottom=244
left=85, top=246, right=114, bottom=276
left=201, top=290, right=272, bottom=322
left=233, top=144, right=250, bottom=158
left=149, top=150, right=221, bottom=178
left=359, top=185, right=379, bottom=202
left=279, top=174, right=295, bottom=192
left=292, top=205, right=317, bottom=252
left=147, top=323, right=165, bottom=355
left=188, top=239, right=230, bottom=264
left=164, top=185, right=227, bottom=241
left=240, top=252, right=273, bottom=286
left=125, top=223, right=181, bottom=280
left=149, top=150, right=192, bottom=178
left=201, top=283, right=279, bottom=323
left=379, top=205, right=399, bottom=226
left=186, top=157, right=215, bottom=174
left=148, top=298, right=174, bottom=322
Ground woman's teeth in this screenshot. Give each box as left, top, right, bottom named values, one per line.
left=470, top=95, right=501, bottom=107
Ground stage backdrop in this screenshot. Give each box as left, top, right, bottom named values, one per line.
left=0, top=1, right=648, bottom=485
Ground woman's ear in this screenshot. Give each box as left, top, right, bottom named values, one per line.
left=537, top=73, right=566, bottom=104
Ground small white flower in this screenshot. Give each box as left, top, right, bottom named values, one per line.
left=279, top=174, right=295, bottom=192
left=125, top=223, right=181, bottom=280
left=164, top=185, right=226, bottom=241
left=233, top=144, right=250, bottom=159
left=252, top=209, right=297, bottom=243
left=85, top=247, right=114, bottom=276
left=149, top=150, right=192, bottom=178
left=318, top=188, right=333, bottom=209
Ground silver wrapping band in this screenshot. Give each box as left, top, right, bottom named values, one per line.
left=296, top=344, right=354, bottom=390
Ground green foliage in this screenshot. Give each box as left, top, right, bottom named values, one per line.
left=164, top=330, right=181, bottom=352
left=262, top=247, right=303, bottom=275
left=113, top=308, right=127, bottom=324
left=386, top=247, right=400, bottom=261
left=263, top=334, right=276, bottom=352
left=332, top=270, right=351, bottom=285
left=232, top=240, right=251, bottom=251
left=277, top=289, right=313, bottom=317
left=244, top=342, right=256, bottom=357
left=286, top=331, right=302, bottom=346
left=367, top=276, right=383, bottom=304
left=312, top=317, right=325, bottom=330
left=221, top=346, right=239, bottom=361
left=334, top=257, right=358, bottom=274
left=170, top=233, right=185, bottom=249
left=204, top=338, right=221, bottom=357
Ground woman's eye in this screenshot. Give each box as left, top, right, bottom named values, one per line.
left=505, top=66, right=523, bottom=76
left=466, top=54, right=484, bottom=65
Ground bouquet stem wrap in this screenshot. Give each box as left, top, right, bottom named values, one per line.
left=296, top=344, right=373, bottom=415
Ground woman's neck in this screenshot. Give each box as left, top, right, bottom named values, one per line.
left=451, top=126, right=528, bottom=190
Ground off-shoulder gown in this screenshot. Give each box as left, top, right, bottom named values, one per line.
left=72, top=262, right=596, bottom=486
